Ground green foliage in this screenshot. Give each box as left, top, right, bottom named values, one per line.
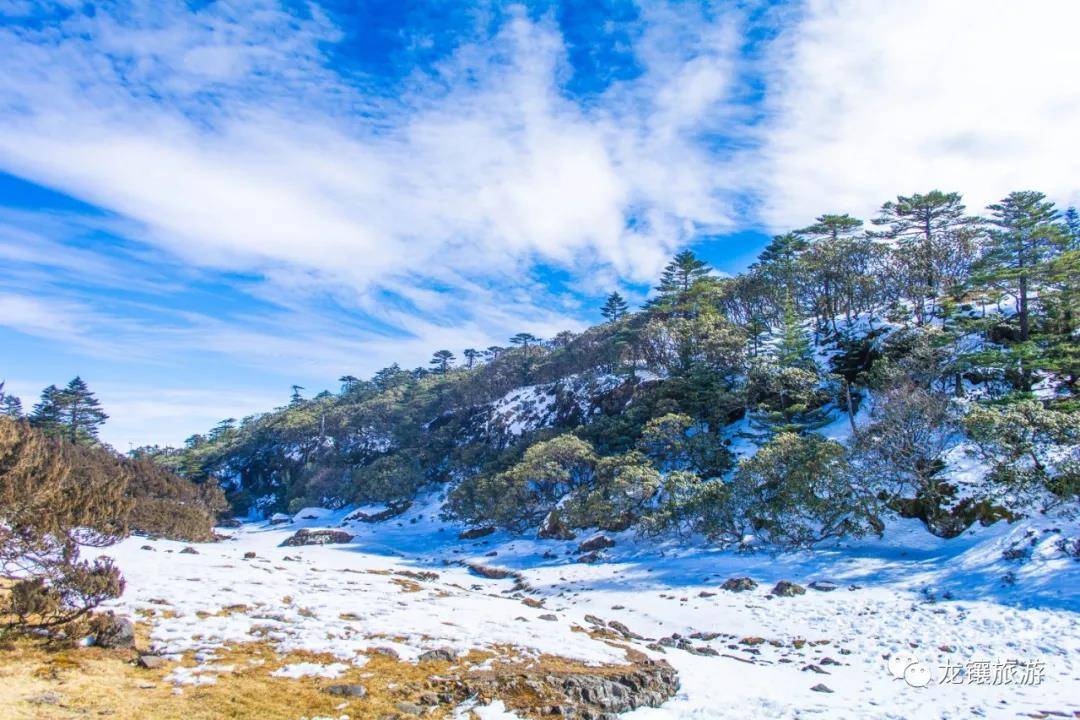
left=29, top=377, right=108, bottom=446
left=726, top=432, right=875, bottom=549
left=600, top=291, right=630, bottom=323
left=965, top=400, right=1080, bottom=502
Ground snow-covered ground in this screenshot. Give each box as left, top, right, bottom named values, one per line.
left=92, top=497, right=1080, bottom=719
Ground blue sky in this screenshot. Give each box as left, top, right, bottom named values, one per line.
left=1, top=0, right=1078, bottom=448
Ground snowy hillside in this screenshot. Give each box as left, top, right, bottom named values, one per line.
left=88, top=496, right=1080, bottom=719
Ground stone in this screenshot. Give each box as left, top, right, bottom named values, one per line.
left=368, top=646, right=400, bottom=660
left=140, top=545, right=155, bottom=551
left=243, top=551, right=257, bottom=559
left=522, top=597, right=544, bottom=608
left=537, top=510, right=576, bottom=540
left=418, top=691, right=440, bottom=705
left=576, top=534, right=615, bottom=554
left=280, top=528, right=354, bottom=547
left=344, top=500, right=411, bottom=524
left=325, top=684, right=367, bottom=698
left=465, top=563, right=514, bottom=580
left=418, top=648, right=455, bottom=663
left=808, top=580, right=838, bottom=592
left=538, top=613, right=558, bottom=622
left=608, top=621, right=644, bottom=640
left=92, top=613, right=135, bottom=649
left=459, top=526, right=496, bottom=540
left=810, top=683, right=833, bottom=693
left=179, top=546, right=199, bottom=554
left=770, top=580, right=806, bottom=597
left=577, top=550, right=603, bottom=564
left=137, top=655, right=166, bottom=669
left=720, top=576, right=757, bottom=592
left=394, top=702, right=425, bottom=715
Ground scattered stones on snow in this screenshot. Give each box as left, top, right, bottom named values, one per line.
left=279, top=528, right=354, bottom=547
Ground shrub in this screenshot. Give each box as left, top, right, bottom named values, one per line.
left=125, top=457, right=228, bottom=542
left=727, top=432, right=876, bottom=549
left=0, top=417, right=129, bottom=632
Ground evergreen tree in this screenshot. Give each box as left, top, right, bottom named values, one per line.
left=976, top=190, right=1062, bottom=341
left=29, top=384, right=65, bottom=436
left=1063, top=207, right=1080, bottom=248
left=509, top=333, right=541, bottom=382
left=462, top=348, right=481, bottom=369
left=752, top=233, right=807, bottom=297
left=775, top=294, right=816, bottom=370
left=656, top=250, right=711, bottom=298
left=289, top=385, right=305, bottom=405
left=429, top=350, right=455, bottom=374
left=600, top=291, right=629, bottom=323
left=338, top=375, right=360, bottom=393
left=0, top=383, right=22, bottom=419
left=872, top=191, right=983, bottom=324
left=30, top=378, right=109, bottom=444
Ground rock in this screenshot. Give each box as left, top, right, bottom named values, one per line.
left=368, top=646, right=400, bottom=660
left=538, top=510, right=576, bottom=540
left=325, top=684, right=367, bottom=698
left=720, top=576, right=757, bottom=592
left=465, top=563, right=514, bottom=580
left=268, top=513, right=293, bottom=526
left=698, top=591, right=716, bottom=598
left=608, top=621, right=644, bottom=640
left=584, top=614, right=607, bottom=627
left=92, top=613, right=136, bottom=649
left=810, top=683, right=833, bottom=693
left=394, top=702, right=425, bottom=715
left=243, top=551, right=257, bottom=559
left=808, top=580, right=838, bottom=592
left=538, top=613, right=558, bottom=622
left=344, top=500, right=412, bottom=524
left=219, top=518, right=243, bottom=528
left=418, top=648, right=455, bottom=663
left=280, top=528, right=354, bottom=547
left=27, top=691, right=63, bottom=705
left=577, top=550, right=603, bottom=564
left=522, top=597, right=544, bottom=608
left=802, top=664, right=829, bottom=674
left=137, top=655, right=166, bottom=669
left=418, top=691, right=440, bottom=705
left=576, top=534, right=615, bottom=554
left=179, top=546, right=199, bottom=555
left=458, top=526, right=496, bottom=540
left=140, top=545, right=155, bottom=551
left=770, top=580, right=806, bottom=597
left=459, top=656, right=678, bottom=718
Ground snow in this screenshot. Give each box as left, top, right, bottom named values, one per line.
left=89, top=493, right=1080, bottom=718
left=271, top=662, right=352, bottom=679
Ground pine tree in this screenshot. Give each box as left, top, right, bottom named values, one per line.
left=976, top=191, right=1062, bottom=341
left=600, top=292, right=629, bottom=323
left=462, top=349, right=481, bottom=369
left=0, top=383, right=22, bottom=419
left=775, top=295, right=816, bottom=370
left=509, top=333, right=541, bottom=382
left=430, top=350, right=455, bottom=374
left=338, top=375, right=360, bottom=393
left=289, top=385, right=305, bottom=405
left=656, top=250, right=710, bottom=297
left=29, top=384, right=65, bottom=436
left=872, top=191, right=983, bottom=324
left=1063, top=207, right=1080, bottom=248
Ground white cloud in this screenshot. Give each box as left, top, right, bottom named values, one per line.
left=753, top=0, right=1080, bottom=229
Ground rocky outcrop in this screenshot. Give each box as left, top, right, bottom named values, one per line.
left=770, top=580, right=805, bottom=597
left=279, top=528, right=354, bottom=547
left=460, top=658, right=678, bottom=720
left=576, top=535, right=615, bottom=553
left=538, top=510, right=576, bottom=540
left=459, top=526, right=496, bottom=540
left=720, top=576, right=757, bottom=592
left=344, top=500, right=412, bottom=524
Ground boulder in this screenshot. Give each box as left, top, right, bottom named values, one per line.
left=268, top=513, right=293, bottom=526
left=459, top=526, right=496, bottom=540
left=720, top=576, right=757, bottom=592
left=576, top=535, right=615, bottom=554
left=538, top=510, right=576, bottom=540
left=92, top=613, right=135, bottom=649
left=243, top=551, right=257, bottom=559
left=325, top=684, right=367, bottom=698
left=808, top=580, right=838, bottom=592
left=770, top=580, right=806, bottom=597
left=418, top=648, right=456, bottom=663
left=179, top=546, right=199, bottom=555
left=137, top=655, right=166, bottom=669
left=279, top=528, right=354, bottom=547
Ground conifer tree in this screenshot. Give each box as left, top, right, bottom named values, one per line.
left=0, top=382, right=22, bottom=418
left=600, top=291, right=629, bottom=323
left=656, top=250, right=710, bottom=297
left=29, top=384, right=66, bottom=437
left=289, top=385, right=305, bottom=405
left=30, top=378, right=108, bottom=445
left=430, top=350, right=455, bottom=374
left=872, top=191, right=982, bottom=324
left=462, top=348, right=481, bottom=369
left=976, top=191, right=1062, bottom=341
left=775, top=294, right=816, bottom=370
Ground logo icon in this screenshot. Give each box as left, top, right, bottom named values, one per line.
left=887, top=653, right=933, bottom=687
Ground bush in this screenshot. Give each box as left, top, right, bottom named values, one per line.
left=0, top=417, right=129, bottom=632
left=727, top=432, right=876, bottom=549
left=125, top=457, right=228, bottom=541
